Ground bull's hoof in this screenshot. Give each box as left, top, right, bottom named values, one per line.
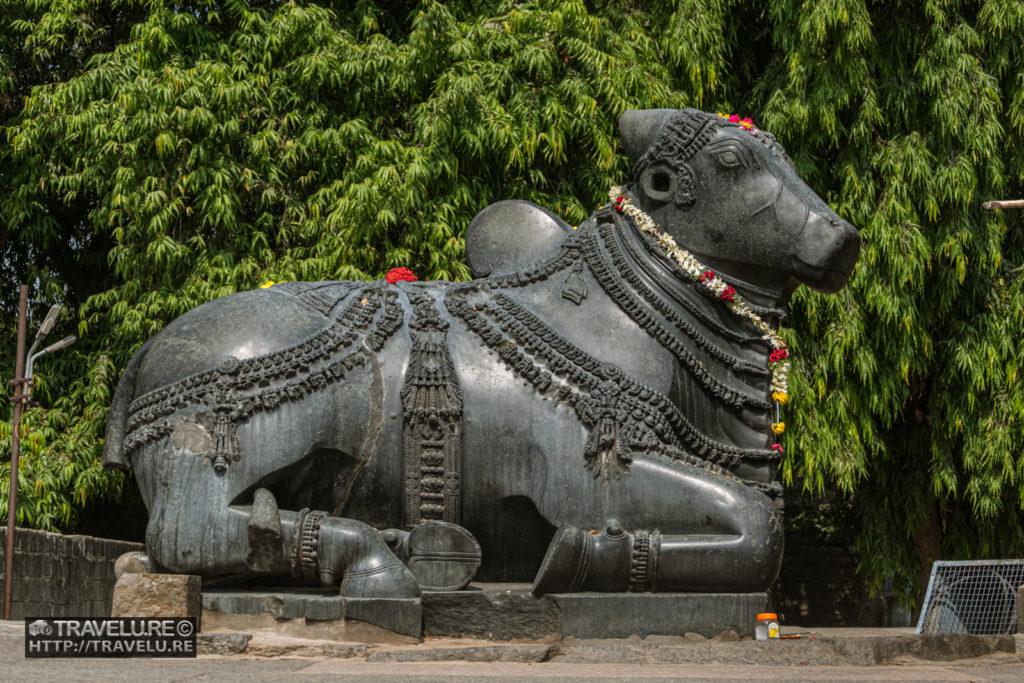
left=339, top=559, right=421, bottom=602
left=405, top=521, right=482, bottom=591
left=532, top=524, right=586, bottom=594
left=531, top=520, right=634, bottom=594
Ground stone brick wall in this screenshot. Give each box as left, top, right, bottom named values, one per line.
left=0, top=527, right=144, bottom=619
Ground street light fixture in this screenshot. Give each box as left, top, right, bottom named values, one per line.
left=27, top=335, right=77, bottom=381
left=4, top=295, right=77, bottom=620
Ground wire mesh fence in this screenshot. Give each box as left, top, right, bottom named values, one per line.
left=916, top=560, right=1024, bottom=635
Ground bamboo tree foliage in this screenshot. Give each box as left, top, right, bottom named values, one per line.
left=2, top=0, right=1022, bottom=603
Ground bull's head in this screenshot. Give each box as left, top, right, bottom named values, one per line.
left=619, top=109, right=860, bottom=295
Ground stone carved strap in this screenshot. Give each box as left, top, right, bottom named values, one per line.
left=272, top=281, right=354, bottom=318
left=401, top=288, right=464, bottom=526
left=292, top=509, right=326, bottom=580
left=629, top=530, right=650, bottom=592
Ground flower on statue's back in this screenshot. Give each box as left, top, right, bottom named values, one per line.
left=386, top=267, right=418, bottom=284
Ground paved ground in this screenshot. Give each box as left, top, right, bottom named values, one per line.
left=5, top=620, right=1024, bottom=681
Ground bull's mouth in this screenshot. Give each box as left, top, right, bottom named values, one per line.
left=790, top=257, right=853, bottom=294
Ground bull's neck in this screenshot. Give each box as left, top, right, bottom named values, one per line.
left=590, top=208, right=773, bottom=386
left=615, top=186, right=791, bottom=325
left=603, top=210, right=786, bottom=336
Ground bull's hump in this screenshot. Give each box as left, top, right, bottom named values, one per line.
left=465, top=200, right=572, bottom=278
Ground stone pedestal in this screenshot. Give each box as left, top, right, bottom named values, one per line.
left=552, top=592, right=766, bottom=639
left=424, top=585, right=766, bottom=639
left=111, top=573, right=202, bottom=629
left=203, top=583, right=767, bottom=640
left=202, top=589, right=421, bottom=639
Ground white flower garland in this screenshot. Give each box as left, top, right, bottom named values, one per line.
left=609, top=186, right=790, bottom=435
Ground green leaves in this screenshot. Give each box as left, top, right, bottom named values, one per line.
left=768, top=0, right=1024, bottom=604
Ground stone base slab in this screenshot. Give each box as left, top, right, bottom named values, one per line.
left=203, top=583, right=766, bottom=640
left=202, top=589, right=421, bottom=638
left=553, top=592, right=766, bottom=639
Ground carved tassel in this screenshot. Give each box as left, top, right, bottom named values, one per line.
left=562, top=260, right=588, bottom=304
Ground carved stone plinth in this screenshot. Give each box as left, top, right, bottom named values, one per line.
left=111, top=573, right=201, bottom=628
left=203, top=584, right=766, bottom=639
left=551, top=592, right=767, bottom=639
left=202, top=588, right=421, bottom=639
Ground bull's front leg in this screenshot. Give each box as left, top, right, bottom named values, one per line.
left=529, top=455, right=784, bottom=594
left=531, top=514, right=783, bottom=594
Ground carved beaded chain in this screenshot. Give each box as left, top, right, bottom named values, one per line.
left=608, top=186, right=789, bottom=444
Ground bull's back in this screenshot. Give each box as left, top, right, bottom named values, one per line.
left=119, top=285, right=400, bottom=512
left=135, top=289, right=330, bottom=395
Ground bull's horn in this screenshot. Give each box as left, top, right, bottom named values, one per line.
left=619, top=109, right=677, bottom=166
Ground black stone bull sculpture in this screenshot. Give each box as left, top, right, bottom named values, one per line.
left=103, top=109, right=859, bottom=633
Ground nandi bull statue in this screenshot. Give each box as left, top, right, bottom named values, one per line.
left=103, top=108, right=859, bottom=634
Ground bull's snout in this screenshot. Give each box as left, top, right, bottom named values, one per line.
left=789, top=212, right=860, bottom=294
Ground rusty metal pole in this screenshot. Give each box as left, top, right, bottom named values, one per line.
left=4, top=284, right=29, bottom=620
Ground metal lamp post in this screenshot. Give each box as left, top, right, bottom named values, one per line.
left=4, top=292, right=76, bottom=620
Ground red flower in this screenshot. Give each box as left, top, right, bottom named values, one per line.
left=614, top=196, right=625, bottom=213
left=386, top=267, right=418, bottom=284
left=728, top=114, right=741, bottom=123
left=771, top=443, right=784, bottom=455
left=719, top=285, right=736, bottom=303
left=700, top=269, right=715, bottom=282
left=769, top=349, right=789, bottom=363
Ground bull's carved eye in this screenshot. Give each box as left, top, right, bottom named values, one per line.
left=714, top=148, right=745, bottom=169
left=706, top=140, right=754, bottom=171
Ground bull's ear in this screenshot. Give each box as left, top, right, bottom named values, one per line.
left=619, top=109, right=676, bottom=166
left=638, top=161, right=692, bottom=206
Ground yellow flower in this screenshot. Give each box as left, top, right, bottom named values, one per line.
left=771, top=422, right=785, bottom=435
left=772, top=391, right=788, bottom=405
left=260, top=280, right=275, bottom=289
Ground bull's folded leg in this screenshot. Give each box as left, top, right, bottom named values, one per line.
left=234, top=489, right=420, bottom=601
left=148, top=487, right=419, bottom=601
left=531, top=517, right=782, bottom=594
left=146, top=488, right=422, bottom=635
left=232, top=490, right=423, bottom=636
